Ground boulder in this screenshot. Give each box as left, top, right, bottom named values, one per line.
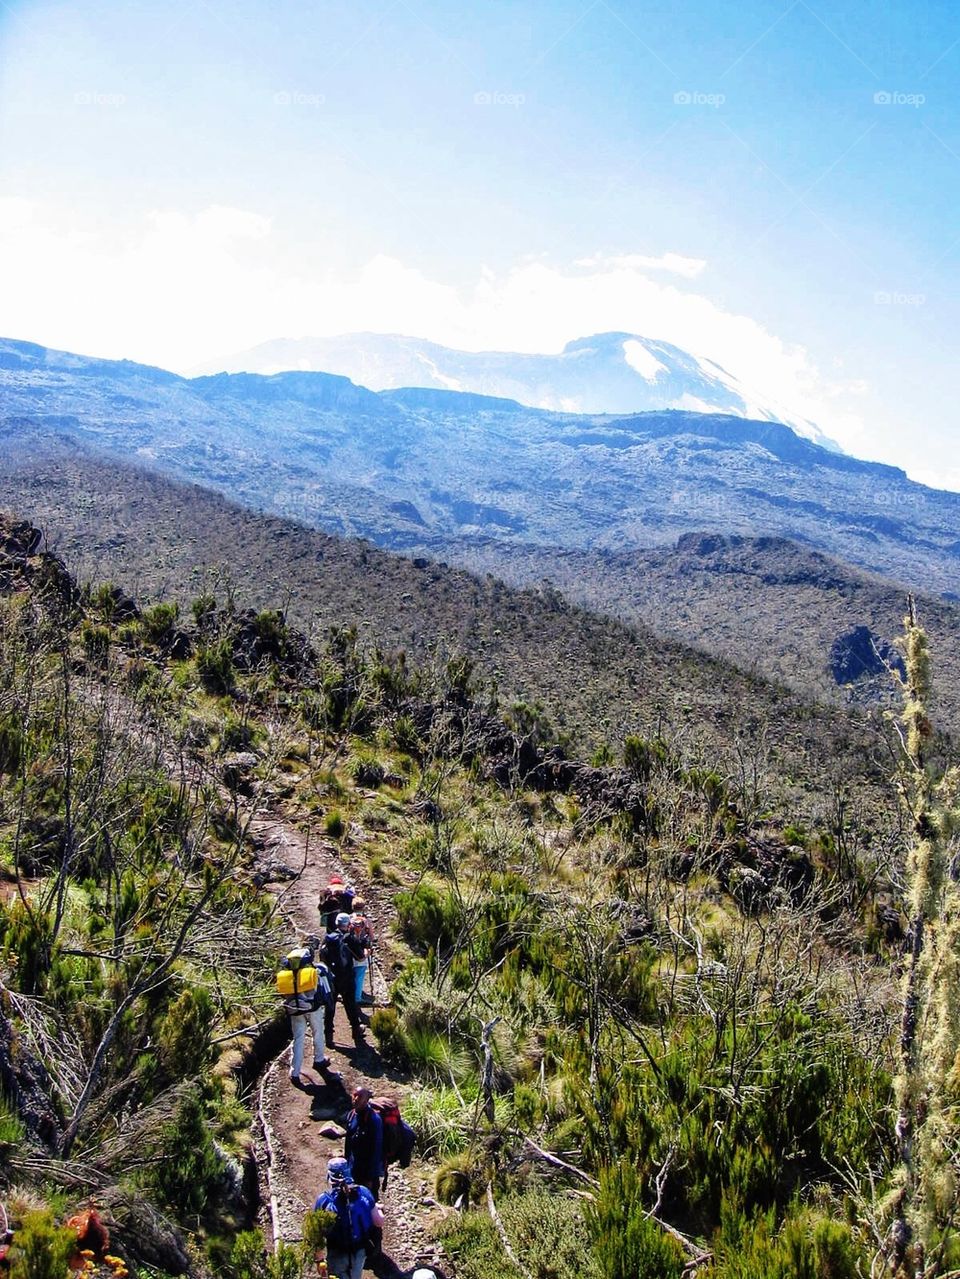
left=830, top=626, right=905, bottom=684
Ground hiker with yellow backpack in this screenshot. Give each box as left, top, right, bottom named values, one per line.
left=276, top=942, right=337, bottom=1085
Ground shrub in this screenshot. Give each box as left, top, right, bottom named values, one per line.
left=80, top=621, right=110, bottom=668
left=586, top=1161, right=685, bottom=1279
left=266, top=1242, right=305, bottom=1279
left=0, top=714, right=23, bottom=775
left=221, top=714, right=256, bottom=751
left=401, top=1087, right=472, bottom=1158
left=403, top=1024, right=472, bottom=1084
left=155, top=986, right=215, bottom=1080
left=252, top=610, right=291, bottom=663
left=146, top=1089, right=223, bottom=1221
left=324, top=810, right=344, bottom=838
left=142, top=602, right=180, bottom=647
left=434, top=1152, right=476, bottom=1206
left=227, top=1230, right=269, bottom=1279
left=395, top=881, right=462, bottom=954
left=439, top=1211, right=524, bottom=1279
left=392, top=714, right=421, bottom=755
left=0, top=1095, right=25, bottom=1164
left=197, top=640, right=235, bottom=694
left=350, top=752, right=386, bottom=788
left=7, top=1209, right=77, bottom=1279
left=500, top=1189, right=602, bottom=1279
left=370, top=1006, right=409, bottom=1067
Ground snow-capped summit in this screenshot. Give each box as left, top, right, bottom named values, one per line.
left=192, top=331, right=837, bottom=450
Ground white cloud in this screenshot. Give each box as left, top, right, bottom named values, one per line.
left=576, top=251, right=708, bottom=278
left=0, top=199, right=867, bottom=453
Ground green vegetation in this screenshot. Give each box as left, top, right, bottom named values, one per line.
left=2, top=514, right=959, bottom=1278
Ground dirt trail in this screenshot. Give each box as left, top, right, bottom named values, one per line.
left=252, top=809, right=449, bottom=1277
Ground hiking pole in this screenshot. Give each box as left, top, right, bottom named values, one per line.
left=368, top=948, right=389, bottom=1008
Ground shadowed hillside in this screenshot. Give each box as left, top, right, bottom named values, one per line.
left=0, top=440, right=890, bottom=817
left=410, top=531, right=960, bottom=734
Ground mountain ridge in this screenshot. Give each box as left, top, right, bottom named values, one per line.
left=190, top=328, right=837, bottom=447
left=1, top=335, right=958, bottom=598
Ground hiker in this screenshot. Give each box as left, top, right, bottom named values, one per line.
left=318, top=875, right=355, bottom=932
left=344, top=1085, right=384, bottom=1198
left=349, top=898, right=375, bottom=1006
left=278, top=943, right=335, bottom=1084
left=314, top=1156, right=383, bottom=1279
left=322, top=912, right=367, bottom=1048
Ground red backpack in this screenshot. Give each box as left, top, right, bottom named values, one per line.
left=370, top=1095, right=416, bottom=1169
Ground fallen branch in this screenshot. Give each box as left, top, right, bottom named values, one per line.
left=521, top=1139, right=711, bottom=1269
left=257, top=1071, right=283, bottom=1252
left=211, top=1017, right=275, bottom=1045
left=650, top=1144, right=677, bottom=1217
left=485, top=1183, right=533, bottom=1279
left=522, top=1137, right=599, bottom=1189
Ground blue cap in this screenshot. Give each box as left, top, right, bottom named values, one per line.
left=327, top=1157, right=352, bottom=1182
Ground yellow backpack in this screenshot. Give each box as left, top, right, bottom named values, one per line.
left=276, top=947, right=319, bottom=997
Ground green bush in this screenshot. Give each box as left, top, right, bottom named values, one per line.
left=587, top=1161, right=685, bottom=1279
left=395, top=881, right=462, bottom=955
left=501, top=1189, right=602, bottom=1279
left=370, top=1006, right=410, bottom=1067
left=197, top=639, right=235, bottom=694
left=142, top=602, right=180, bottom=647
left=714, top=1202, right=865, bottom=1279
left=80, top=621, right=110, bottom=667
left=7, top=1209, right=77, bottom=1279
left=227, top=1231, right=270, bottom=1279
left=434, top=1152, right=477, bottom=1206
left=155, top=985, right=215, bottom=1080
left=401, top=1087, right=472, bottom=1158
left=439, top=1211, right=524, bottom=1279
left=350, top=751, right=386, bottom=788
left=146, top=1089, right=224, bottom=1221
left=0, top=713, right=23, bottom=775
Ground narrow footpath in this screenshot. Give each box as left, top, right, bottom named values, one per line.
left=252, top=809, right=450, bottom=1277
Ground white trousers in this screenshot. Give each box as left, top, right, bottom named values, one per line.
left=289, top=1008, right=325, bottom=1075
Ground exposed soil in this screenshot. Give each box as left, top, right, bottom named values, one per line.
left=253, top=810, right=451, bottom=1277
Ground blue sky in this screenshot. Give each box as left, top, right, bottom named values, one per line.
left=1, top=0, right=959, bottom=487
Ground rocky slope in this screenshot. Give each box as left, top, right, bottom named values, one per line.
left=2, top=336, right=959, bottom=595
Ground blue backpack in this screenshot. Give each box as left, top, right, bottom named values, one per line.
left=317, top=1186, right=374, bottom=1250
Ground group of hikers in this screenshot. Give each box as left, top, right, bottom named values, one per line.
left=281, top=876, right=374, bottom=1085
left=277, top=876, right=445, bottom=1279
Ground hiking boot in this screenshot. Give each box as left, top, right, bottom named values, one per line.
left=312, top=1058, right=332, bottom=1071
left=289, top=1072, right=302, bottom=1086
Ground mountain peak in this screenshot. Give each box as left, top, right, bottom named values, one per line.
left=191, top=331, right=839, bottom=450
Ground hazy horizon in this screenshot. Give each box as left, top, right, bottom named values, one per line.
left=2, top=0, right=958, bottom=489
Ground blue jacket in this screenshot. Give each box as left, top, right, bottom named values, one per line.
left=314, top=1184, right=376, bottom=1250
left=345, top=1105, right=384, bottom=1181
